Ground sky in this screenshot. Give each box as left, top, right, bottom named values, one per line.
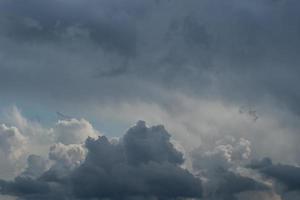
left=0, top=0, right=300, bottom=199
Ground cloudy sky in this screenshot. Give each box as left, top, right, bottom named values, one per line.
left=0, top=0, right=300, bottom=199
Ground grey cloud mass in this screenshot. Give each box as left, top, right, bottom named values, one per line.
left=0, top=0, right=300, bottom=111
left=1, top=0, right=300, bottom=199
left=248, top=158, right=300, bottom=191
left=0, top=121, right=203, bottom=200
left=245, top=157, right=300, bottom=199
left=0, top=0, right=140, bottom=56
left=21, top=155, right=48, bottom=179
left=191, top=137, right=269, bottom=199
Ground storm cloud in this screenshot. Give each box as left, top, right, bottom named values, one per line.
left=0, top=121, right=203, bottom=200
left=0, top=0, right=300, bottom=110
left=1, top=1, right=300, bottom=160
left=1, top=0, right=300, bottom=199
left=248, top=158, right=300, bottom=191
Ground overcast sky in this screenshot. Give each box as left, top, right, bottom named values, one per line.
left=0, top=0, right=300, bottom=199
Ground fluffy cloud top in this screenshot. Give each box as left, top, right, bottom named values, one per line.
left=53, top=118, right=99, bottom=145
left=49, top=143, right=86, bottom=170
left=0, top=118, right=300, bottom=200
left=0, top=124, right=27, bottom=161
left=191, top=137, right=268, bottom=199
left=0, top=121, right=202, bottom=200
left=0, top=107, right=100, bottom=181
left=192, top=137, right=251, bottom=173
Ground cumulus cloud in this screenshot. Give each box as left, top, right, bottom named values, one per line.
left=0, top=124, right=27, bottom=161
left=3, top=106, right=100, bottom=150
left=3, top=106, right=53, bottom=152
left=53, top=118, right=99, bottom=145
left=0, top=123, right=27, bottom=179
left=191, top=136, right=268, bottom=199
left=1, top=2, right=300, bottom=172
left=122, top=121, right=184, bottom=165
left=0, top=121, right=202, bottom=200
left=1, top=119, right=299, bottom=200
left=0, top=106, right=101, bottom=181
left=97, top=95, right=300, bottom=166
left=49, top=143, right=86, bottom=170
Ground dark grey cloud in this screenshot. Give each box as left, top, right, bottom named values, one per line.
left=244, top=157, right=300, bottom=200
left=71, top=121, right=201, bottom=199
left=123, top=121, right=184, bottom=165
left=0, top=0, right=300, bottom=114
left=0, top=121, right=202, bottom=200
left=0, top=0, right=148, bottom=56
left=211, top=170, right=268, bottom=200
left=248, top=158, right=300, bottom=191
left=0, top=177, right=53, bottom=199
left=246, top=157, right=273, bottom=170
left=262, top=164, right=300, bottom=190
left=0, top=119, right=298, bottom=200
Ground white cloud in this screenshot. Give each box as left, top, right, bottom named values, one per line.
left=191, top=136, right=252, bottom=175
left=4, top=106, right=54, bottom=154
left=92, top=94, right=300, bottom=165
left=0, top=124, right=27, bottom=161
left=53, top=118, right=99, bottom=145
left=49, top=143, right=87, bottom=170
left=0, top=123, right=27, bottom=179
left=0, top=106, right=101, bottom=180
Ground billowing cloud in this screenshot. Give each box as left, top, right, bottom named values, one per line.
left=0, top=106, right=100, bottom=181
left=3, top=106, right=53, bottom=153
left=192, top=137, right=251, bottom=172
left=49, top=143, right=86, bottom=170
left=1, top=119, right=300, bottom=200
left=0, top=121, right=203, bottom=200
left=1, top=1, right=300, bottom=169
left=0, top=0, right=300, bottom=199
left=53, top=118, right=99, bottom=145
left=0, top=123, right=27, bottom=179
left=0, top=124, right=27, bottom=161
left=122, top=121, right=184, bottom=165
left=191, top=136, right=268, bottom=199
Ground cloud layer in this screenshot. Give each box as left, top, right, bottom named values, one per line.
left=0, top=0, right=300, bottom=111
